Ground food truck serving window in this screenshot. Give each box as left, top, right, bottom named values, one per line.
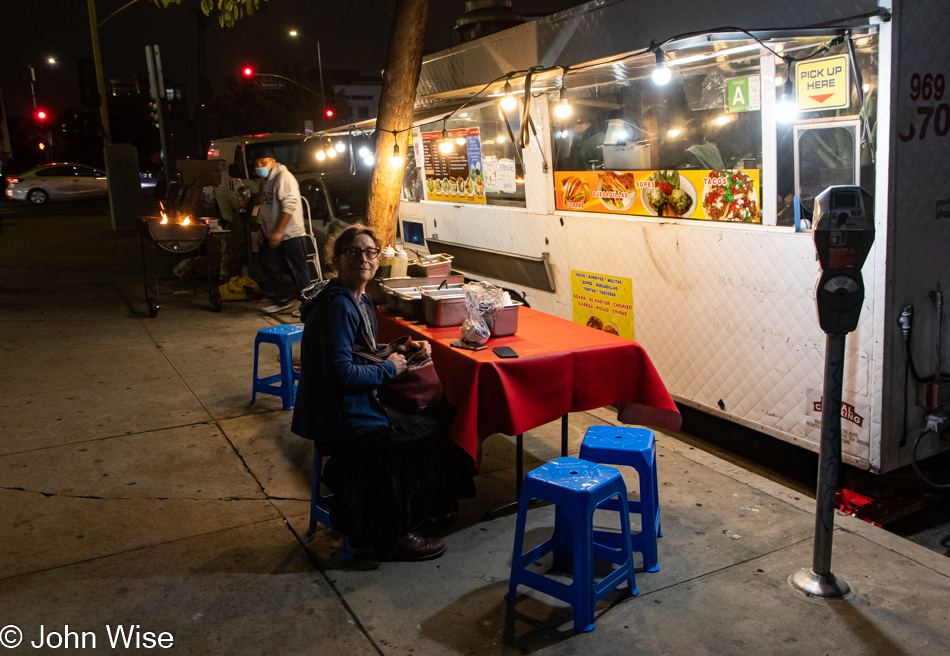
left=413, top=104, right=526, bottom=208
left=550, top=54, right=764, bottom=223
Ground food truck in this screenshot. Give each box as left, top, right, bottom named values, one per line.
left=331, top=0, right=949, bottom=474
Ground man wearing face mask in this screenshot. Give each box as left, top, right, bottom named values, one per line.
left=253, top=148, right=310, bottom=314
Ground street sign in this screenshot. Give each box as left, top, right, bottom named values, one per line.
left=796, top=55, right=850, bottom=111
left=259, top=80, right=286, bottom=90
left=726, top=75, right=760, bottom=113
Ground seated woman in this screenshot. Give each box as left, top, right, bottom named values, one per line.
left=291, top=224, right=474, bottom=561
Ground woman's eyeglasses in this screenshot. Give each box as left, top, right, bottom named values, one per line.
left=343, top=247, right=380, bottom=260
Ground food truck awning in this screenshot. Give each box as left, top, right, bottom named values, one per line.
left=413, top=0, right=884, bottom=105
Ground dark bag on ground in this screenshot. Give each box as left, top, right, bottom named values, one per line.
left=354, top=336, right=444, bottom=414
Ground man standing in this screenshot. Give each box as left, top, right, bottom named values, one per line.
left=253, top=148, right=310, bottom=314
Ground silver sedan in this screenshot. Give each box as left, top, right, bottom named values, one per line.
left=5, top=163, right=107, bottom=204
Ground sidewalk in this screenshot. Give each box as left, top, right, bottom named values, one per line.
left=1, top=209, right=948, bottom=655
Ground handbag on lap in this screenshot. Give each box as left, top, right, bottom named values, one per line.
left=354, top=336, right=444, bottom=414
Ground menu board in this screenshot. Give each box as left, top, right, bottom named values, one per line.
left=421, top=128, right=486, bottom=204
left=554, top=169, right=762, bottom=223
left=571, top=270, right=635, bottom=340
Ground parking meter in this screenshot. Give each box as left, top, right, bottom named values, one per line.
left=792, top=185, right=874, bottom=600
left=813, top=186, right=875, bottom=335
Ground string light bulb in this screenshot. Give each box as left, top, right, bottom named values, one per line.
left=651, top=44, right=672, bottom=85
left=439, top=126, right=454, bottom=154
left=554, top=86, right=572, bottom=119
left=776, top=62, right=798, bottom=123
left=500, top=80, right=517, bottom=111
left=326, top=146, right=337, bottom=158
left=315, top=150, right=326, bottom=161
left=389, top=142, right=403, bottom=167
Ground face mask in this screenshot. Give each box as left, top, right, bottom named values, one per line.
left=256, top=166, right=271, bottom=178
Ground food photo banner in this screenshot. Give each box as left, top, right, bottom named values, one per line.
left=555, top=169, right=761, bottom=223
left=422, top=128, right=486, bottom=204
left=571, top=270, right=635, bottom=341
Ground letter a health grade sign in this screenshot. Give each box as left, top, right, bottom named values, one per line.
left=726, top=75, right=761, bottom=113
left=796, top=54, right=850, bottom=111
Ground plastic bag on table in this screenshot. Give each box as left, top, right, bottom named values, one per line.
left=460, top=281, right=506, bottom=344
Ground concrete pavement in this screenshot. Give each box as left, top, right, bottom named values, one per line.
left=1, top=207, right=949, bottom=655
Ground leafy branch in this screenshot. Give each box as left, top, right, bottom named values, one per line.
left=150, top=0, right=269, bottom=28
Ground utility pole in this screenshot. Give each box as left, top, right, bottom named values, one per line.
left=366, top=0, right=430, bottom=248
left=86, top=0, right=112, bottom=145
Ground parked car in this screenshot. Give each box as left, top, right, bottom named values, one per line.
left=4, top=163, right=108, bottom=204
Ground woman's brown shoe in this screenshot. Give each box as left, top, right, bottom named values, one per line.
left=389, top=532, right=446, bottom=561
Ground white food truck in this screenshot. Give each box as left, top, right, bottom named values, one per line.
left=331, top=0, right=949, bottom=474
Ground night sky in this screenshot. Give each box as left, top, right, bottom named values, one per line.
left=1, top=0, right=580, bottom=121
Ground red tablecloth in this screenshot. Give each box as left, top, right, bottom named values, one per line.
left=377, top=306, right=681, bottom=469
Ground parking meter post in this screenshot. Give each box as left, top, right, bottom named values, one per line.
left=790, top=185, right=873, bottom=599
left=815, top=332, right=845, bottom=577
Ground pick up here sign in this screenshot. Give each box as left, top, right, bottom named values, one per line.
left=796, top=54, right=851, bottom=111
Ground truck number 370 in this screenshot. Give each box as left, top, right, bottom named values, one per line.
left=899, top=73, right=949, bottom=141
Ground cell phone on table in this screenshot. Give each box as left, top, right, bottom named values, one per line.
left=451, top=340, right=486, bottom=351
left=492, top=346, right=519, bottom=358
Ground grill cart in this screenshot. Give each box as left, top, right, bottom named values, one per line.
left=140, top=159, right=230, bottom=318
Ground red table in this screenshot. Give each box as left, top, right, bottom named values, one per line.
left=376, top=306, right=681, bottom=472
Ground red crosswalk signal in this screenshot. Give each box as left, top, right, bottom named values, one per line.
left=242, top=67, right=254, bottom=77
left=324, top=108, right=335, bottom=119
left=36, top=110, right=48, bottom=121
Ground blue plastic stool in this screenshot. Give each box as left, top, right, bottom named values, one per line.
left=306, top=446, right=353, bottom=560
left=505, top=457, right=638, bottom=632
left=251, top=325, right=303, bottom=410
left=579, top=426, right=662, bottom=572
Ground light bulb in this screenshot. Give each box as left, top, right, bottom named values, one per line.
left=456, top=137, right=466, bottom=145
left=652, top=46, right=671, bottom=85
left=716, top=115, right=729, bottom=126
left=776, top=79, right=798, bottom=123
left=389, top=143, right=403, bottom=167
left=862, top=83, right=871, bottom=93
left=358, top=146, right=370, bottom=157
left=501, top=80, right=517, bottom=111
left=315, top=150, right=326, bottom=161
left=335, top=142, right=346, bottom=152
left=496, top=134, right=506, bottom=144
left=554, top=87, right=572, bottom=119
left=667, top=128, right=680, bottom=138
left=775, top=75, right=784, bottom=87
left=439, top=127, right=454, bottom=153
left=326, top=147, right=337, bottom=158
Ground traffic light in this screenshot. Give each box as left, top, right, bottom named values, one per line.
left=324, top=108, right=335, bottom=119
left=148, top=99, right=160, bottom=128
left=36, top=109, right=48, bottom=121
left=242, top=66, right=254, bottom=78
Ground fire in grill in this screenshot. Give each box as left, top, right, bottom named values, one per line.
left=141, top=205, right=209, bottom=253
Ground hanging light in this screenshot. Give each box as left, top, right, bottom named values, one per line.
left=315, top=150, right=326, bottom=161
left=652, top=44, right=672, bottom=85
left=326, top=146, right=337, bottom=158
left=335, top=142, right=346, bottom=153
left=776, top=65, right=798, bottom=123
left=389, top=142, right=403, bottom=167
left=500, top=79, right=517, bottom=111
left=554, top=86, right=572, bottom=119
left=456, top=137, right=466, bottom=145
left=439, top=126, right=454, bottom=154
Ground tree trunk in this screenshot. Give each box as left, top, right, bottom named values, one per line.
left=367, top=0, right=430, bottom=248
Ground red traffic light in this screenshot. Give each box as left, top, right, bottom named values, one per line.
left=242, top=67, right=254, bottom=77
left=324, top=108, right=335, bottom=119
left=36, top=110, right=47, bottom=120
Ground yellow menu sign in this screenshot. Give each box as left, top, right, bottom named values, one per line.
left=796, top=55, right=850, bottom=111
left=555, top=169, right=761, bottom=223
left=571, top=270, right=635, bottom=340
